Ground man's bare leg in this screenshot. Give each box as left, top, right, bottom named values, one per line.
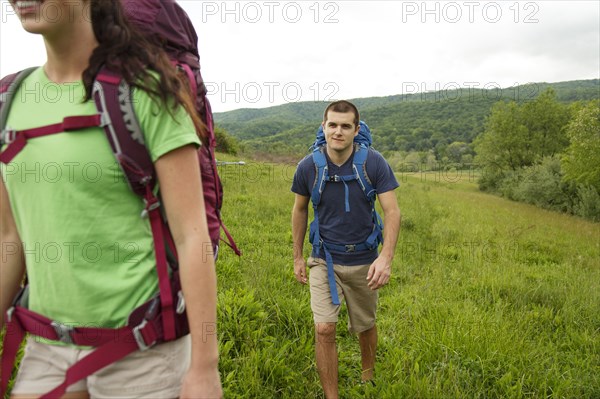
left=358, top=324, right=377, bottom=382
left=315, top=322, right=338, bottom=399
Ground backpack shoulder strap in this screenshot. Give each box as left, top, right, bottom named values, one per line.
left=352, top=144, right=376, bottom=203
left=311, top=146, right=328, bottom=206
left=92, top=67, right=156, bottom=197
left=92, top=67, right=178, bottom=342
left=0, top=67, right=38, bottom=145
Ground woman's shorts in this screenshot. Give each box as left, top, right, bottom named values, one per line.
left=10, top=334, right=191, bottom=398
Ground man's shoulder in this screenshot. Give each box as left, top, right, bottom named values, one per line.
left=296, top=153, right=317, bottom=171
left=292, top=153, right=317, bottom=189
left=365, top=147, right=389, bottom=165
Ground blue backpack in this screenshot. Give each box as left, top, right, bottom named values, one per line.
left=308, top=121, right=384, bottom=305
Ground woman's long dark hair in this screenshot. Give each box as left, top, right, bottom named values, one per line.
left=82, top=0, right=207, bottom=142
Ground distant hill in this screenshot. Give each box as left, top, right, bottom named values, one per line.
left=214, top=79, right=599, bottom=156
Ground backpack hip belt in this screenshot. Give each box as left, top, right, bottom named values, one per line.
left=1, top=273, right=187, bottom=399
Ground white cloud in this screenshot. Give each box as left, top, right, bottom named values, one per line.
left=1, top=0, right=598, bottom=112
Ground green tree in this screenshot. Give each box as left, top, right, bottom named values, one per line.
left=520, top=88, right=570, bottom=159
left=215, top=126, right=240, bottom=155
left=474, top=89, right=571, bottom=191
left=446, top=141, right=471, bottom=164
left=474, top=101, right=528, bottom=171
left=562, top=101, right=600, bottom=190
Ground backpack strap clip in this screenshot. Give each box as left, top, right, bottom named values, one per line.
left=5, top=306, right=14, bottom=323
left=132, top=319, right=157, bottom=351
left=132, top=295, right=161, bottom=351
left=141, top=196, right=161, bottom=219
left=99, top=112, right=111, bottom=128
left=0, top=127, right=16, bottom=146
left=51, top=322, right=74, bottom=345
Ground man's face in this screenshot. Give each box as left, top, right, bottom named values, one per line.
left=323, top=111, right=359, bottom=154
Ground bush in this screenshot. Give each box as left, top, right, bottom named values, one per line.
left=478, top=162, right=507, bottom=192
left=511, top=157, right=570, bottom=212
left=574, top=185, right=600, bottom=222
left=481, top=157, right=599, bottom=221
left=215, top=126, right=240, bottom=155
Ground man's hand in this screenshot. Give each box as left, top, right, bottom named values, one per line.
left=294, top=258, right=308, bottom=284
left=367, top=189, right=400, bottom=290
left=366, top=256, right=392, bottom=290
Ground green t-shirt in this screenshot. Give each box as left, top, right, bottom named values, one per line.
left=1, top=67, right=200, bottom=329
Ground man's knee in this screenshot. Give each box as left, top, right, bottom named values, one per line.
left=357, top=323, right=377, bottom=336
left=315, top=322, right=336, bottom=344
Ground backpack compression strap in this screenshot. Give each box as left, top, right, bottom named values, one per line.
left=180, top=63, right=241, bottom=256
left=203, top=94, right=241, bottom=256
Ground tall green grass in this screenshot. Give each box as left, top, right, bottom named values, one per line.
left=215, top=156, right=599, bottom=398
left=1, top=157, right=597, bottom=398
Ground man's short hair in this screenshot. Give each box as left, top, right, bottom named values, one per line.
left=323, top=100, right=360, bottom=127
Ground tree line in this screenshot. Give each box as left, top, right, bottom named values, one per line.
left=474, top=90, right=599, bottom=221
left=214, top=80, right=599, bottom=220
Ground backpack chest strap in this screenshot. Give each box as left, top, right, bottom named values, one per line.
left=326, top=173, right=356, bottom=182
left=0, top=114, right=102, bottom=163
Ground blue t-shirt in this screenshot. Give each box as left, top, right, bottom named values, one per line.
left=291, top=147, right=399, bottom=266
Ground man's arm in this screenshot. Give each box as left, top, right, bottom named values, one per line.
left=0, top=177, right=26, bottom=327
left=292, top=194, right=310, bottom=284
left=367, top=190, right=401, bottom=290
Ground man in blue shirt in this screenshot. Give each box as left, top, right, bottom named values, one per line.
left=291, top=100, right=401, bottom=398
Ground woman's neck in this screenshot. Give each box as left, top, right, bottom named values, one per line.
left=43, top=24, right=98, bottom=83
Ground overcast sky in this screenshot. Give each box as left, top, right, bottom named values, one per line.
left=1, top=0, right=598, bottom=112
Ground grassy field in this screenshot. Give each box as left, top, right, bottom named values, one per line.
left=1, top=157, right=597, bottom=398
left=214, top=155, right=599, bottom=398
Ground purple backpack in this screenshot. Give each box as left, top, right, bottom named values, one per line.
left=0, top=1, right=237, bottom=397
left=122, top=0, right=240, bottom=256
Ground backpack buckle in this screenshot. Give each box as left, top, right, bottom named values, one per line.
left=176, top=291, right=186, bottom=314
left=99, top=112, right=110, bottom=127
left=141, top=197, right=161, bottom=219
left=6, top=306, right=15, bottom=323
left=133, top=319, right=157, bottom=351
left=1, top=127, right=17, bottom=145
left=51, top=321, right=74, bottom=345
left=345, top=244, right=356, bottom=252
left=329, top=175, right=340, bottom=182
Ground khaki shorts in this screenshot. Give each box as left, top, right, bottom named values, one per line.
left=11, top=335, right=191, bottom=398
left=308, top=257, right=378, bottom=333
